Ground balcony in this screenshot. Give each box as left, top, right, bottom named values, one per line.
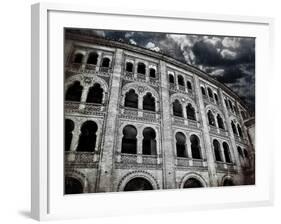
left=120, top=107, right=159, bottom=123
left=65, top=151, right=99, bottom=168
left=65, top=101, right=106, bottom=116
left=99, top=67, right=112, bottom=74
left=216, top=161, right=236, bottom=173
left=116, top=153, right=161, bottom=169
left=122, top=72, right=159, bottom=87
left=176, top=157, right=207, bottom=169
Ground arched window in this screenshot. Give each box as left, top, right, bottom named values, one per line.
left=223, top=142, right=232, bottom=163
left=149, top=68, right=156, bottom=78
left=223, top=179, right=234, bottom=186
left=101, top=57, right=110, bottom=67
left=73, top=53, right=83, bottom=63
left=169, top=74, right=174, bottom=84
left=173, top=100, right=183, bottom=117
left=190, top=135, right=201, bottom=159
left=224, top=99, right=229, bottom=108
left=86, top=83, right=103, bottom=104
left=124, top=89, right=138, bottom=109
left=176, top=132, right=187, bottom=157
left=231, top=121, right=237, bottom=135
left=201, top=86, right=206, bottom=96
left=77, top=121, right=98, bottom=152
left=237, top=124, right=243, bottom=138
left=126, top=62, right=133, bottom=72
left=186, top=104, right=196, bottom=121
left=65, top=81, right=83, bottom=102
left=214, top=93, right=219, bottom=103
left=183, top=178, right=203, bottom=188
left=213, top=139, right=222, bottom=162
left=87, top=52, right=98, bottom=65
left=207, top=110, right=216, bottom=126
left=187, top=81, right=192, bottom=90
left=217, top=114, right=224, bottom=129
left=143, top=92, right=155, bottom=111
left=137, top=62, right=146, bottom=75
left=121, top=125, right=137, bottom=154
left=233, top=105, right=237, bottom=114
left=65, top=177, right=83, bottom=194
left=142, top=127, right=157, bottom=155
left=65, top=119, right=74, bottom=151
left=228, top=100, right=233, bottom=111
left=124, top=177, right=153, bottom=191
left=178, top=75, right=184, bottom=86
left=207, top=87, right=213, bottom=98
left=244, top=149, right=250, bottom=167
left=237, top=146, right=244, bottom=160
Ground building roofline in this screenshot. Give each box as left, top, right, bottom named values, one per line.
left=65, top=31, right=250, bottom=111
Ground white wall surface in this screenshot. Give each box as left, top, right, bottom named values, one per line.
left=0, top=0, right=279, bottom=223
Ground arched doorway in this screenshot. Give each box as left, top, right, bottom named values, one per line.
left=183, top=178, right=203, bottom=188
left=76, top=121, right=98, bottom=152
left=121, top=125, right=137, bottom=154
left=65, top=81, right=83, bottom=102
left=124, top=177, right=153, bottom=191
left=65, top=177, right=83, bottom=194
left=142, top=127, right=157, bottom=155
left=86, top=83, right=104, bottom=104
left=65, top=119, right=74, bottom=151
left=223, top=178, right=234, bottom=186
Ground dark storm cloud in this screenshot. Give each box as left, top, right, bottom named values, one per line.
left=67, top=28, right=255, bottom=113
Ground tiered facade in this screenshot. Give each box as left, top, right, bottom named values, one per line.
left=64, top=32, right=255, bottom=194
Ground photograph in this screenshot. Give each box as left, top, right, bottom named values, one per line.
left=63, top=28, right=255, bottom=194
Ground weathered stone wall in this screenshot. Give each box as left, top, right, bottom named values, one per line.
left=64, top=34, right=255, bottom=193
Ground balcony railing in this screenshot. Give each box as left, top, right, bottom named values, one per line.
left=65, top=101, right=106, bottom=115
left=99, top=67, right=112, bottom=74
left=118, top=153, right=159, bottom=165
left=142, top=155, right=158, bottom=165
left=176, top=158, right=206, bottom=168
left=85, top=64, right=97, bottom=71
left=65, top=151, right=98, bottom=164
left=216, top=161, right=236, bottom=172
left=188, top=119, right=198, bottom=128
left=120, top=107, right=159, bottom=122
left=120, top=153, right=138, bottom=164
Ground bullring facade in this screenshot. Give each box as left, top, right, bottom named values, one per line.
left=64, top=31, right=255, bottom=194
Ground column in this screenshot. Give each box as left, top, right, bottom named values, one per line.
left=97, top=49, right=123, bottom=192
left=159, top=61, right=176, bottom=189
left=219, top=89, right=241, bottom=170
left=70, top=121, right=80, bottom=152
left=187, top=139, right=193, bottom=166
left=137, top=134, right=143, bottom=163
left=79, top=86, right=89, bottom=110
left=194, top=76, right=218, bottom=187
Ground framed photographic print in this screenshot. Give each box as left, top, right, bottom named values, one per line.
left=31, top=2, right=274, bottom=221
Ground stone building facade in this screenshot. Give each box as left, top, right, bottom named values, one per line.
left=64, top=31, right=255, bottom=194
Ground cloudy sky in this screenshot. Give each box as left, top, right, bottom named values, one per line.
left=69, top=29, right=255, bottom=113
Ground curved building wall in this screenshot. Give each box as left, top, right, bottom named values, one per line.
left=64, top=32, right=255, bottom=193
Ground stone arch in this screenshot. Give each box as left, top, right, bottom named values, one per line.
left=179, top=172, right=208, bottom=188
left=205, top=105, right=225, bottom=127
left=117, top=171, right=160, bottom=191
left=65, top=169, right=88, bottom=193
left=170, top=93, right=197, bottom=111
left=221, top=175, right=235, bottom=186
left=121, top=82, right=159, bottom=110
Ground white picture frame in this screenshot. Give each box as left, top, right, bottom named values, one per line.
left=31, top=2, right=274, bottom=221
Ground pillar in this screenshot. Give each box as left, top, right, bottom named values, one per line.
left=159, top=60, right=176, bottom=189
left=194, top=76, right=218, bottom=186
left=97, top=49, right=123, bottom=192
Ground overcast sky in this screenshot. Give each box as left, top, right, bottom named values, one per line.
left=69, top=29, right=255, bottom=113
